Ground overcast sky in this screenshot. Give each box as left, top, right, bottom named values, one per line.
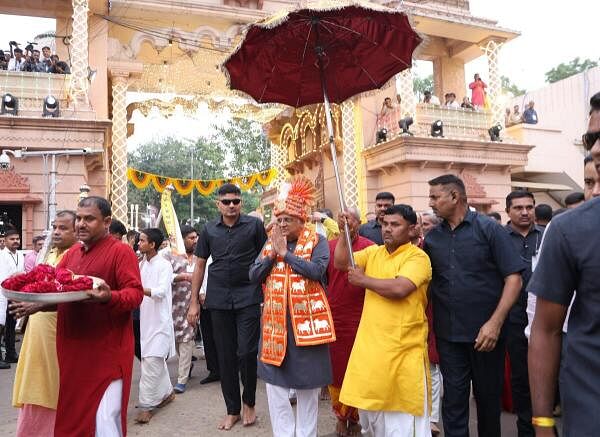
left=0, top=1, right=596, bottom=144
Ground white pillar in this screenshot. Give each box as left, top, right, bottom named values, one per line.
left=69, top=0, right=90, bottom=105
left=110, top=75, right=129, bottom=224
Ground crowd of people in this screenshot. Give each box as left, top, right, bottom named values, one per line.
left=0, top=93, right=598, bottom=436
left=505, top=102, right=539, bottom=126
left=0, top=42, right=70, bottom=74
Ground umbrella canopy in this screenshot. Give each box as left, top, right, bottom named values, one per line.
left=223, top=1, right=422, bottom=108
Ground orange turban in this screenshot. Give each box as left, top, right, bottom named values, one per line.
left=273, top=176, right=315, bottom=221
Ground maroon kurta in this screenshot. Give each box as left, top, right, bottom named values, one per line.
left=327, top=236, right=374, bottom=387
left=55, top=235, right=143, bottom=436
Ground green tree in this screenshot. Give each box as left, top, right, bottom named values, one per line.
left=127, top=118, right=270, bottom=227
left=545, top=57, right=599, bottom=83
left=501, top=75, right=525, bottom=97
left=413, top=74, right=433, bottom=101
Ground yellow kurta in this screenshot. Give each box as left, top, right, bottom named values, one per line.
left=12, top=249, right=66, bottom=409
left=339, top=243, right=432, bottom=416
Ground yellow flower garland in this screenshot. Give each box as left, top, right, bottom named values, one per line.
left=127, top=167, right=277, bottom=197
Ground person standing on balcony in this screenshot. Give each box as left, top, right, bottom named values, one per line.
left=523, top=101, right=539, bottom=124
left=511, top=105, right=523, bottom=125
left=7, top=48, right=25, bottom=71
left=469, top=73, right=487, bottom=109
left=423, top=90, right=440, bottom=106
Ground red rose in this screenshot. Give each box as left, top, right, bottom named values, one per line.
left=55, top=268, right=74, bottom=284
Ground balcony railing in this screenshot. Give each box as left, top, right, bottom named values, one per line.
left=0, top=71, right=71, bottom=117
left=371, top=103, right=495, bottom=146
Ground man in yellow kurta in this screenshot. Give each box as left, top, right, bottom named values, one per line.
left=334, top=204, right=432, bottom=436
left=10, top=210, right=78, bottom=437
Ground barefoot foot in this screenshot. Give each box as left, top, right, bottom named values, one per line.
left=217, top=414, right=240, bottom=431
left=242, top=404, right=257, bottom=426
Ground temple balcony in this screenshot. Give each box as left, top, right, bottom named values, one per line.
left=0, top=71, right=73, bottom=118
left=369, top=103, right=496, bottom=147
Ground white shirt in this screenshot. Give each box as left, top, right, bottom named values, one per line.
left=525, top=222, right=571, bottom=338
left=199, top=256, right=212, bottom=297
left=7, top=58, right=25, bottom=71
left=139, top=254, right=176, bottom=359
left=0, top=249, right=25, bottom=325
left=446, top=101, right=460, bottom=109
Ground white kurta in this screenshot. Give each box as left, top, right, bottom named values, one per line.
left=139, top=255, right=176, bottom=359
left=0, top=249, right=25, bottom=325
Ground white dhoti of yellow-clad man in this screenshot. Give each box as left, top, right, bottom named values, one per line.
left=334, top=204, right=432, bottom=436
left=11, top=211, right=79, bottom=437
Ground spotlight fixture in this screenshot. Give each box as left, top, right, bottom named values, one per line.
left=430, top=120, right=444, bottom=138
left=376, top=128, right=388, bottom=144
left=1, top=93, right=18, bottom=116
left=398, top=117, right=414, bottom=136
left=488, top=123, right=503, bottom=142
left=42, top=95, right=60, bottom=118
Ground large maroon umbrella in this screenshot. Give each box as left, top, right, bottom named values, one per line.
left=223, top=1, right=422, bottom=263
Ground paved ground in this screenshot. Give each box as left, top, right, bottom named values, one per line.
left=0, top=336, right=524, bottom=436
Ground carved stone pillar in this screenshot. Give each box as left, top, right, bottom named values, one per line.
left=70, top=0, right=90, bottom=105
left=269, top=141, right=287, bottom=189
left=110, top=75, right=129, bottom=225
left=341, top=99, right=362, bottom=209
left=396, top=68, right=417, bottom=120
left=482, top=39, right=504, bottom=127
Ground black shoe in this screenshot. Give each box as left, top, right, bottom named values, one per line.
left=200, top=373, right=220, bottom=384
left=4, top=354, right=18, bottom=363
left=0, top=360, right=10, bottom=369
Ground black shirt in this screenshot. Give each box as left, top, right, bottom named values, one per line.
left=424, top=210, right=525, bottom=342
left=504, top=223, right=544, bottom=325
left=358, top=220, right=383, bottom=245
left=195, top=214, right=267, bottom=310
left=527, top=198, right=600, bottom=435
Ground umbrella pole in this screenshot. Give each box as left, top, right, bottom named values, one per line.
left=319, top=64, right=356, bottom=268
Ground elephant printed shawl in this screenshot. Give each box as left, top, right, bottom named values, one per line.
left=260, top=226, right=336, bottom=366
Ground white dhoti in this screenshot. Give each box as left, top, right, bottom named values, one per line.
left=358, top=373, right=430, bottom=437
left=266, top=383, right=320, bottom=437
left=139, top=357, right=173, bottom=410
left=430, top=363, right=442, bottom=424
left=95, top=379, right=123, bottom=437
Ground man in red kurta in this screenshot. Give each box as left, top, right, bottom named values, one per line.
left=326, top=207, right=374, bottom=436
left=55, top=196, right=143, bottom=436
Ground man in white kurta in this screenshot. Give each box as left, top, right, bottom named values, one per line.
left=136, top=228, right=176, bottom=424
left=0, top=228, right=25, bottom=368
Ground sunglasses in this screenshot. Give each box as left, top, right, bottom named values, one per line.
left=220, top=198, right=241, bottom=206
left=582, top=131, right=600, bottom=150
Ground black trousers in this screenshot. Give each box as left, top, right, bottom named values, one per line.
left=506, top=321, right=534, bottom=437
left=200, top=307, right=219, bottom=375
left=133, top=318, right=141, bottom=361
left=437, top=337, right=505, bottom=437
left=3, top=309, right=16, bottom=357
left=211, top=304, right=260, bottom=415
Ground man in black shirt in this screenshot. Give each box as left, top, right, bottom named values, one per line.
left=528, top=91, right=600, bottom=437
left=504, top=190, right=543, bottom=437
left=358, top=191, right=394, bottom=245
left=187, top=183, right=267, bottom=430
left=424, top=174, right=523, bottom=437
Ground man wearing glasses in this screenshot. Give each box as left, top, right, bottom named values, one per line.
left=503, top=190, right=543, bottom=437
left=187, top=183, right=267, bottom=431
left=529, top=91, right=600, bottom=436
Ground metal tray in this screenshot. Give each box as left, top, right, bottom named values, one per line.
left=1, top=276, right=102, bottom=304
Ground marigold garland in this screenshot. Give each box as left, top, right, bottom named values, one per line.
left=127, top=167, right=277, bottom=196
